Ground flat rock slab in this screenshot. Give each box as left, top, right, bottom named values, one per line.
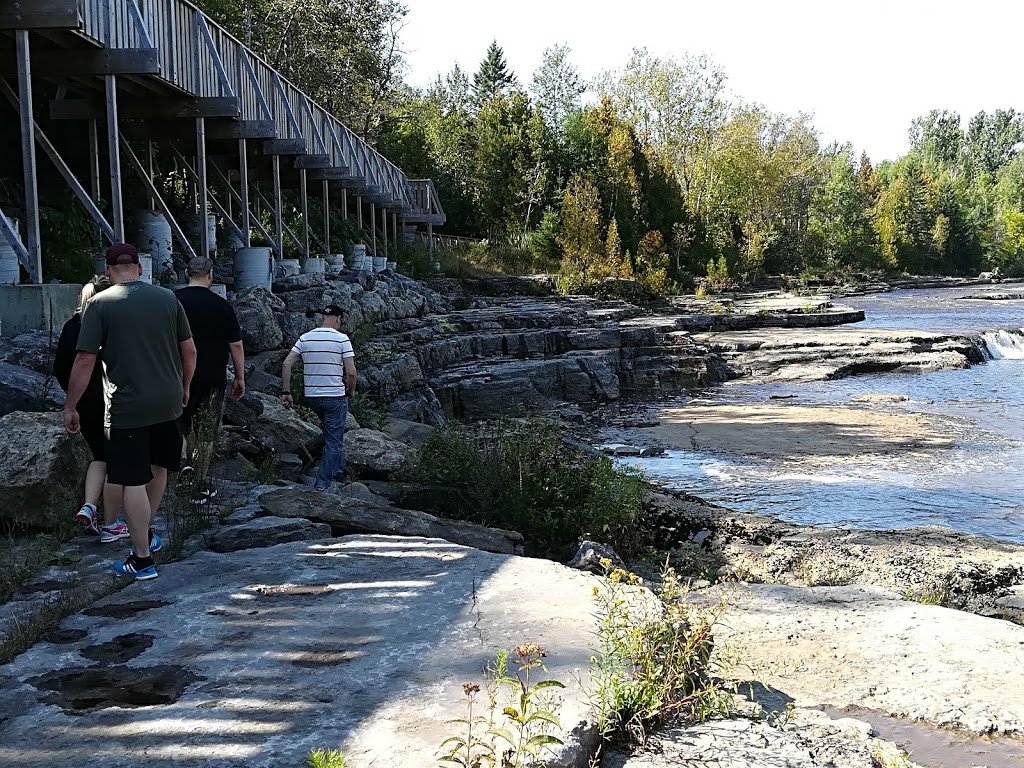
left=709, top=584, right=1024, bottom=735
left=602, top=709, right=920, bottom=768
left=208, top=516, right=331, bottom=552
left=260, top=487, right=524, bottom=554
left=0, top=536, right=600, bottom=767
left=645, top=403, right=954, bottom=457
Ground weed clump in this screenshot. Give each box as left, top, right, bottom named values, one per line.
left=588, top=561, right=733, bottom=748
left=406, top=420, right=646, bottom=558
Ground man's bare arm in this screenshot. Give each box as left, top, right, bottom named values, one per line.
left=179, top=338, right=197, bottom=405
left=280, top=350, right=301, bottom=407
left=344, top=357, right=357, bottom=398
left=229, top=340, right=245, bottom=398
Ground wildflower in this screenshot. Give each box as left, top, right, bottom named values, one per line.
left=599, top=558, right=612, bottom=570
left=592, top=586, right=600, bottom=597
left=513, top=643, right=545, bottom=659
left=463, top=683, right=481, bottom=698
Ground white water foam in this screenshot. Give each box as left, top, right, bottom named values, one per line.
left=980, top=329, right=1024, bottom=359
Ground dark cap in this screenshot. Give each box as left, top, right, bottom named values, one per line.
left=186, top=256, right=214, bottom=277
left=305, top=304, right=345, bottom=318
left=105, top=243, right=140, bottom=266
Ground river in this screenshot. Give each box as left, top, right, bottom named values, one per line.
left=612, top=288, right=1024, bottom=544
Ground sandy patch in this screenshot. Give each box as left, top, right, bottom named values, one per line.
left=647, top=404, right=953, bottom=457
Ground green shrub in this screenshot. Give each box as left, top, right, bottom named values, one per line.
left=588, top=562, right=733, bottom=747
left=405, top=420, right=646, bottom=558
left=348, top=393, right=387, bottom=431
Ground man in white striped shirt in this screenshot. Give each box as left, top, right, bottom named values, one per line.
left=280, top=305, right=357, bottom=490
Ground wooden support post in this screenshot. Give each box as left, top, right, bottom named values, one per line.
left=196, top=117, right=209, bottom=258
left=238, top=138, right=251, bottom=247
left=105, top=74, right=124, bottom=242
left=88, top=119, right=101, bottom=202
left=356, top=194, right=362, bottom=235
left=427, top=222, right=434, bottom=255
left=299, top=168, right=309, bottom=259
left=341, top=187, right=348, bottom=221
left=381, top=207, right=387, bottom=259
left=392, top=212, right=398, bottom=251
left=322, top=180, right=330, bottom=256
left=16, top=31, right=42, bottom=283
left=146, top=140, right=155, bottom=211
left=272, top=154, right=283, bottom=259
left=370, top=202, right=376, bottom=257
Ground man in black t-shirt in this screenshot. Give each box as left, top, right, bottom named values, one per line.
left=175, top=257, right=245, bottom=477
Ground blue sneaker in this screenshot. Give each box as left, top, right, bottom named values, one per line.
left=149, top=531, right=162, bottom=553
left=111, top=554, right=158, bottom=581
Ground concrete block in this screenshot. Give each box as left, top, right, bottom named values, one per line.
left=0, top=284, right=82, bottom=338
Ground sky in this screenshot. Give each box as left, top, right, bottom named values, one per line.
left=400, top=0, right=1023, bottom=163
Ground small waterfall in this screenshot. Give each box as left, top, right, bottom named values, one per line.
left=980, top=329, right=1024, bottom=359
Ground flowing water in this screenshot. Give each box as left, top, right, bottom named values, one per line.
left=613, top=288, right=1024, bottom=544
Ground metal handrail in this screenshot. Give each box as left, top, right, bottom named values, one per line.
left=75, top=0, right=435, bottom=216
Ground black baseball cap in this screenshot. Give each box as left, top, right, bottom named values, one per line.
left=306, top=304, right=345, bottom=318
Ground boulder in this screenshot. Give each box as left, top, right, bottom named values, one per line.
left=0, top=411, right=91, bottom=528
left=344, top=428, right=414, bottom=478
left=232, top=288, right=284, bottom=353
left=0, top=362, right=65, bottom=416
left=221, top=390, right=264, bottom=428
left=276, top=311, right=317, bottom=347
left=384, top=417, right=435, bottom=449
left=209, top=516, right=330, bottom=552
left=566, top=541, right=626, bottom=574
left=259, top=488, right=524, bottom=554
left=0, top=331, right=57, bottom=375
left=245, top=392, right=323, bottom=455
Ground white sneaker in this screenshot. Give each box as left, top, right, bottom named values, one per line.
left=75, top=503, right=99, bottom=534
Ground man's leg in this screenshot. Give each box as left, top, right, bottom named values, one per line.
left=105, top=426, right=157, bottom=579
left=315, top=398, right=347, bottom=489
left=147, top=466, right=168, bottom=526
left=123, top=484, right=152, bottom=558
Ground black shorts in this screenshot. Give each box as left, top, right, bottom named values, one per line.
left=105, top=420, right=183, bottom=487
left=179, top=382, right=226, bottom=440
left=78, top=408, right=105, bottom=462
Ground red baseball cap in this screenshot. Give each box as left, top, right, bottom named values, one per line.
left=105, top=243, right=140, bottom=265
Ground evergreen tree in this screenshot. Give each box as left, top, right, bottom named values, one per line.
left=472, top=41, right=518, bottom=107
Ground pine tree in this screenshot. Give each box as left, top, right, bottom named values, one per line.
left=472, top=41, right=518, bottom=107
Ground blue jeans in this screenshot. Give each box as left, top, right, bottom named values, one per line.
left=308, top=396, right=347, bottom=489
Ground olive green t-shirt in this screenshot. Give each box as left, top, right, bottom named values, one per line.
left=77, top=280, right=193, bottom=429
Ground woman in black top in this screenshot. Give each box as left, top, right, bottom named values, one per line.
left=54, top=275, right=122, bottom=536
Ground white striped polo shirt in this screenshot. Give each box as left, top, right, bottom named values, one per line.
left=291, top=327, right=355, bottom=398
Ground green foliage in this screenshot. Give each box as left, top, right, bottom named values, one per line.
left=348, top=393, right=388, bottom=431
left=39, top=191, right=103, bottom=283
left=588, top=562, right=732, bottom=747
left=196, top=0, right=405, bottom=141
left=406, top=420, right=646, bottom=558
left=472, top=41, right=518, bottom=107
left=307, top=749, right=347, bottom=768
left=439, top=645, right=565, bottom=768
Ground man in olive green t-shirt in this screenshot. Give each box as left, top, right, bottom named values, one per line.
left=64, top=243, right=197, bottom=581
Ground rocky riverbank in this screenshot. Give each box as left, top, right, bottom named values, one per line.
left=4, top=272, right=1024, bottom=767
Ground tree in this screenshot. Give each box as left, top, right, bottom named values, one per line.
left=530, top=44, right=585, bottom=138
left=805, top=146, right=878, bottom=272
left=599, top=48, right=728, bottom=218
left=198, top=0, right=408, bottom=140
left=472, top=40, right=518, bottom=107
